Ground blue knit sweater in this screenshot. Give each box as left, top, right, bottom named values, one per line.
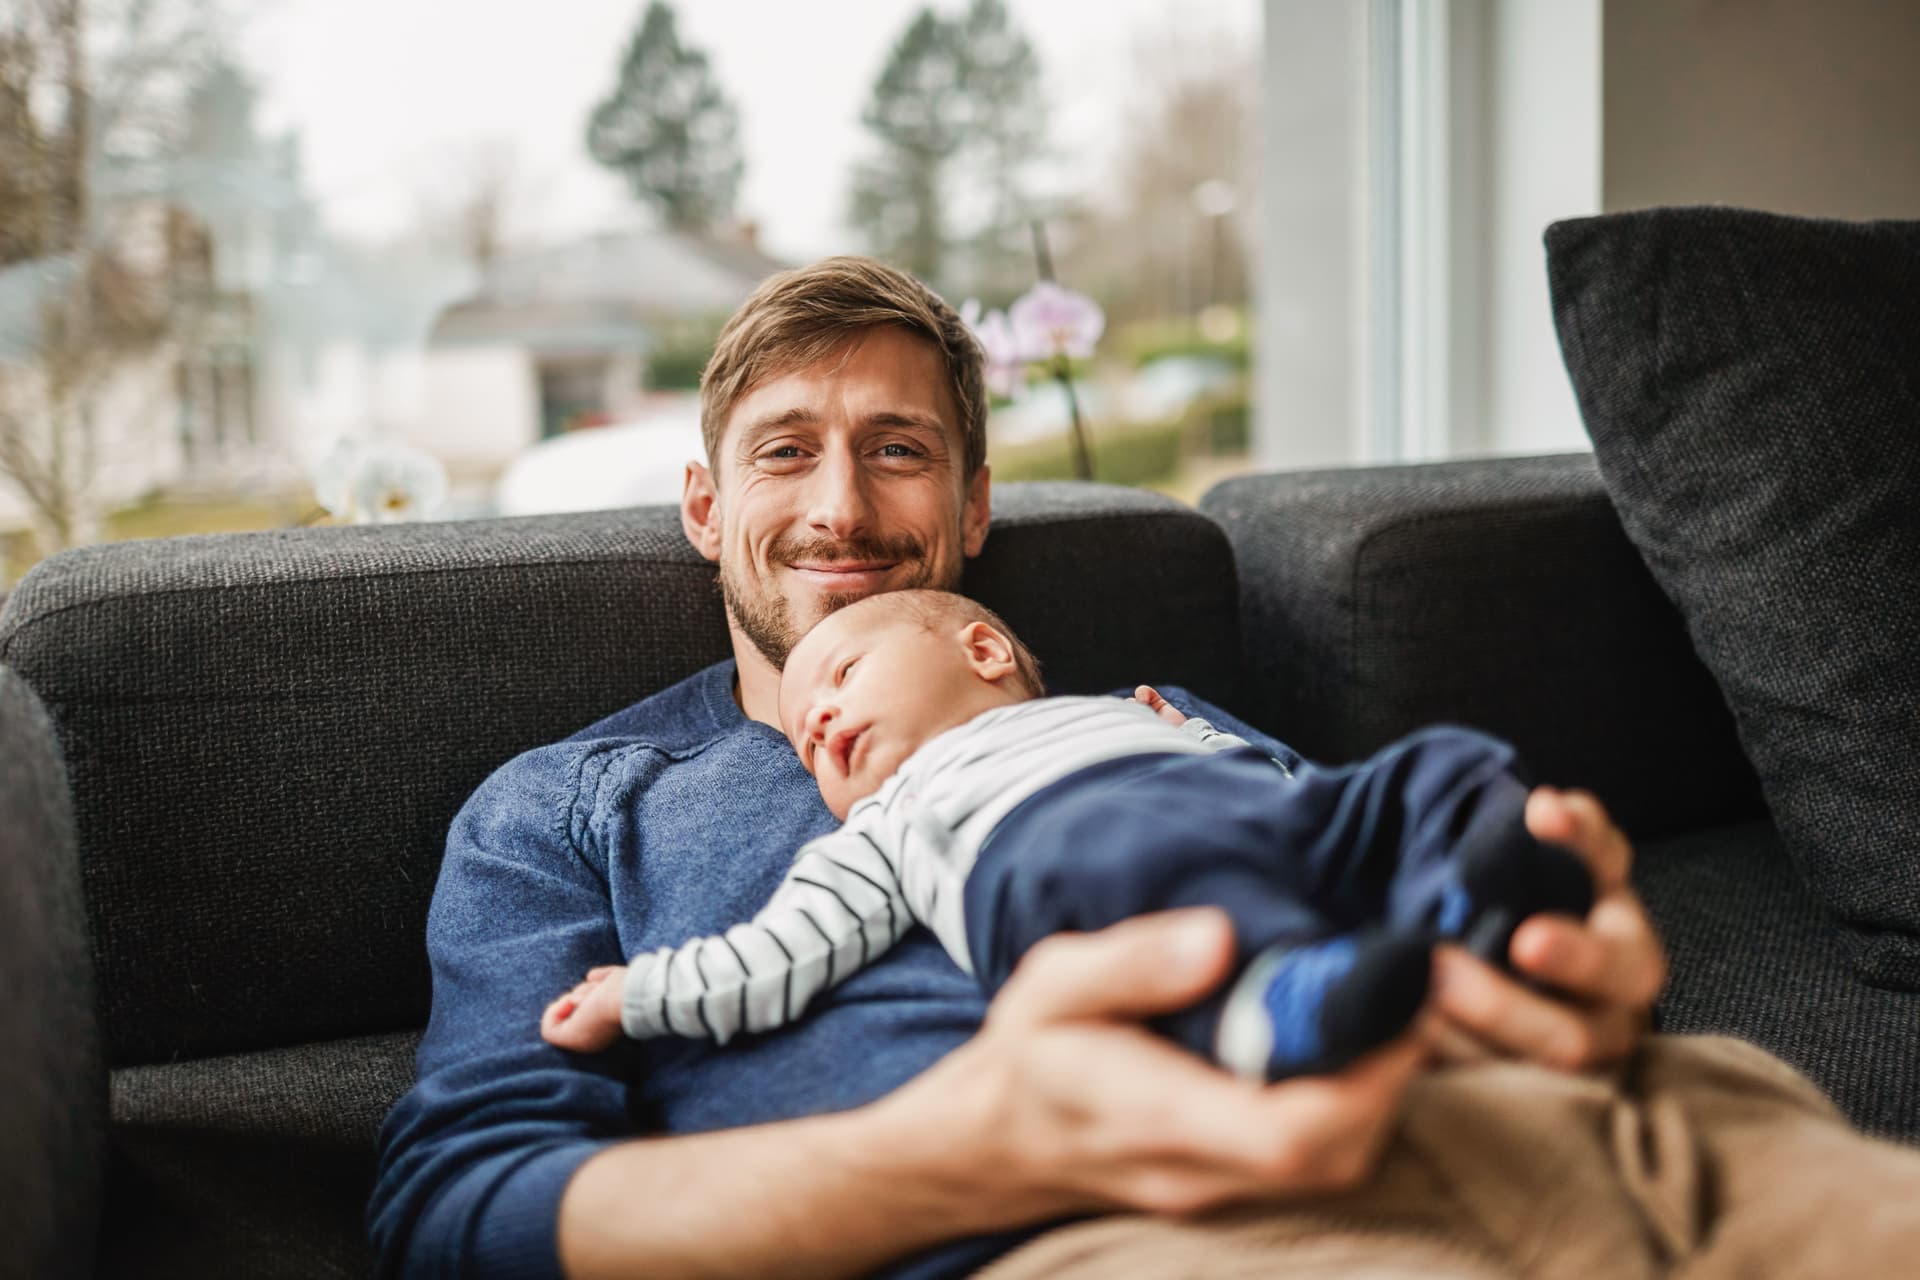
left=368, top=661, right=1286, bottom=1279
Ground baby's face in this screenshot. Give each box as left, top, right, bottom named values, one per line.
left=778, top=601, right=1009, bottom=820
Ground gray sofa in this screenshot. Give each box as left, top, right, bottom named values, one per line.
left=4, top=458, right=1914, bottom=1279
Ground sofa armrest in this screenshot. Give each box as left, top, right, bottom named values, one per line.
left=0, top=666, right=104, bottom=1279
left=1200, top=453, right=1763, bottom=838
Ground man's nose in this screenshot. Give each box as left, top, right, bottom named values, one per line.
left=804, top=445, right=876, bottom=540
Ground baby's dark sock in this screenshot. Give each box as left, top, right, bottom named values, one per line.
left=1214, top=931, right=1431, bottom=1080
left=1436, top=782, right=1596, bottom=969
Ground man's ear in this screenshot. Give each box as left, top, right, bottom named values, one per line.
left=681, top=461, right=722, bottom=562
left=959, top=620, right=1017, bottom=682
left=961, top=463, right=991, bottom=559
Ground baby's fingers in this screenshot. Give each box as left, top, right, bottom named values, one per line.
left=1132, top=685, right=1186, bottom=727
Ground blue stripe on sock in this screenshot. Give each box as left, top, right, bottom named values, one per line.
left=1263, top=936, right=1358, bottom=1069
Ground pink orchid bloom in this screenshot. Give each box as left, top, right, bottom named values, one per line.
left=962, top=298, right=1030, bottom=399
left=1009, top=281, right=1105, bottom=361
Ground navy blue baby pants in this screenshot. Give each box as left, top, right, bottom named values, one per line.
left=961, top=725, right=1533, bottom=1060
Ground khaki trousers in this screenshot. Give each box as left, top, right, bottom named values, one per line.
left=977, top=1035, right=1920, bottom=1279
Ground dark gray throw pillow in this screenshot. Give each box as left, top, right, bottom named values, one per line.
left=1547, top=206, right=1920, bottom=989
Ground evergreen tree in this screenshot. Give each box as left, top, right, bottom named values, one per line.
left=849, top=9, right=966, bottom=284
left=849, top=0, right=1045, bottom=295
left=587, top=2, right=743, bottom=233
left=951, top=0, right=1046, bottom=296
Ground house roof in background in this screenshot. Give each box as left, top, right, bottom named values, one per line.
left=429, top=226, right=787, bottom=352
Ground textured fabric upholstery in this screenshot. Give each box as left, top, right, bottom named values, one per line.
left=1199, top=454, right=1763, bottom=840
left=0, top=483, right=1240, bottom=1069
left=101, top=1030, right=418, bottom=1280
left=0, top=667, right=105, bottom=1280
left=1635, top=822, right=1920, bottom=1142
left=1548, top=207, right=1920, bottom=988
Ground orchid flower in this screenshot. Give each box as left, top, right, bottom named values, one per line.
left=311, top=437, right=449, bottom=524
left=962, top=298, right=1030, bottom=399
left=1008, top=281, right=1105, bottom=362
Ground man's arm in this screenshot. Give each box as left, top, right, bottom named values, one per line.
left=369, top=742, right=637, bottom=1278
left=1158, top=687, right=1667, bottom=1071
left=558, top=909, right=1427, bottom=1280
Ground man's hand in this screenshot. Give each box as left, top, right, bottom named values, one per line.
left=878, top=908, right=1427, bottom=1227
left=1426, top=786, right=1668, bottom=1070
left=542, top=965, right=628, bottom=1054
left=561, top=913, right=1426, bottom=1279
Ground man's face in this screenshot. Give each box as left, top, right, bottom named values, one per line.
left=777, top=601, right=999, bottom=819
left=685, top=326, right=990, bottom=671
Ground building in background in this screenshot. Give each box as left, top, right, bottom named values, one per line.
left=422, top=225, right=783, bottom=488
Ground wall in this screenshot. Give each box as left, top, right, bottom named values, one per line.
left=1256, top=0, right=1920, bottom=470
left=1480, top=0, right=1602, bottom=457
left=1254, top=1, right=1372, bottom=472
left=1605, top=0, right=1920, bottom=219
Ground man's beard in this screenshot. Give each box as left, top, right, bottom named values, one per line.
left=720, top=530, right=952, bottom=670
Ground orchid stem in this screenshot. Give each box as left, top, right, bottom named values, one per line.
left=1056, top=357, right=1093, bottom=482
left=1031, top=220, right=1095, bottom=482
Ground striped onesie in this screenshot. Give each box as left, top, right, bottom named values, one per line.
left=621, top=696, right=1249, bottom=1045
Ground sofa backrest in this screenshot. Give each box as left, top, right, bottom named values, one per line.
left=0, top=482, right=1242, bottom=1067
left=1201, top=454, right=1765, bottom=839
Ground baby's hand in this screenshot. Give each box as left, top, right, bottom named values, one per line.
left=541, top=964, right=628, bottom=1053
left=1132, top=684, right=1188, bottom=727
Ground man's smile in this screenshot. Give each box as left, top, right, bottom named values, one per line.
left=785, top=561, right=901, bottom=591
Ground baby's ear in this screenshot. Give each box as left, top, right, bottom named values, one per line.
left=960, top=621, right=1018, bottom=683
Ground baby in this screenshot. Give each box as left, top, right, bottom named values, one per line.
left=542, top=589, right=1593, bottom=1080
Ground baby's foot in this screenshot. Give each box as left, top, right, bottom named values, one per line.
left=1215, top=932, right=1431, bottom=1080
left=1437, top=784, right=1596, bottom=969
left=541, top=964, right=628, bottom=1053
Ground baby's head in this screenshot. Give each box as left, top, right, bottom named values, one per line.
left=777, top=589, right=1044, bottom=819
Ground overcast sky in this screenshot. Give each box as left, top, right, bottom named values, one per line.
left=240, top=0, right=1258, bottom=261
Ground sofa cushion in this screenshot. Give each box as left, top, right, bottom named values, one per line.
left=1199, top=455, right=1763, bottom=840
left=1549, top=207, right=1920, bottom=988
left=0, top=483, right=1242, bottom=1066
left=102, top=1029, right=418, bottom=1280
left=1635, top=822, right=1920, bottom=1143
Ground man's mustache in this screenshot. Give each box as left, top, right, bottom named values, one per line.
left=772, top=533, right=926, bottom=566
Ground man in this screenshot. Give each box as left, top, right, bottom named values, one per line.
left=369, top=257, right=1666, bottom=1279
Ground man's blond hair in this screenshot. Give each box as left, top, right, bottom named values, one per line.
left=698, top=256, right=988, bottom=478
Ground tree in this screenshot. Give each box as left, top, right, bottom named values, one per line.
left=849, top=9, right=966, bottom=285
left=586, top=2, right=743, bottom=234
left=849, top=0, right=1047, bottom=297
left=947, top=0, right=1046, bottom=297
left=1057, top=25, right=1256, bottom=327
left=0, top=0, right=222, bottom=554
left=413, top=137, right=530, bottom=275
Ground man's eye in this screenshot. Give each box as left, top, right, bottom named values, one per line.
left=766, top=445, right=803, bottom=459
left=877, top=443, right=920, bottom=458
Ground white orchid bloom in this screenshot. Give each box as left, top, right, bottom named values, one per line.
left=348, top=443, right=450, bottom=524
left=310, top=438, right=367, bottom=521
